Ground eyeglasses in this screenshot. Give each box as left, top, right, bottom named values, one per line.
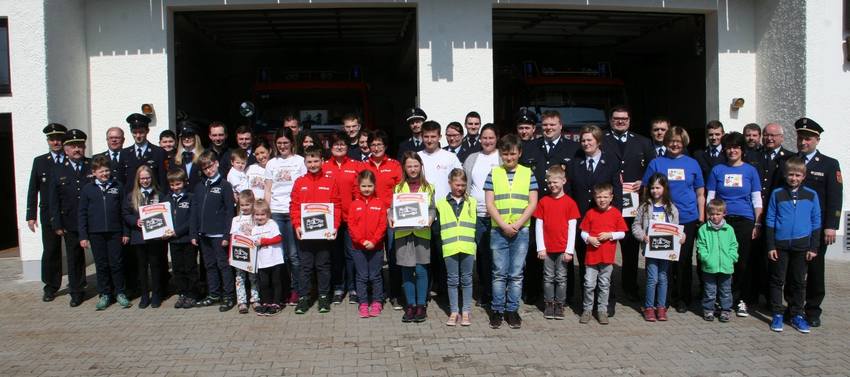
left=445, top=133, right=462, bottom=138
left=764, top=133, right=782, bottom=137
left=276, top=141, right=291, bottom=146
left=612, top=117, right=630, bottom=122
left=139, top=176, right=152, bottom=181
left=370, top=143, right=385, bottom=148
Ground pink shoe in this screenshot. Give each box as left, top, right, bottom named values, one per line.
left=288, top=291, right=299, bottom=305
left=358, top=303, right=370, bottom=318
left=369, top=301, right=383, bottom=317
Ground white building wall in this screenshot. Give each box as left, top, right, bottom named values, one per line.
left=712, top=0, right=757, bottom=132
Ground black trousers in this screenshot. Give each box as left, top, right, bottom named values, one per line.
left=40, top=221, right=63, bottom=294
left=769, top=249, right=807, bottom=316
left=299, top=240, right=332, bottom=297
left=429, top=221, right=446, bottom=295
left=89, top=232, right=125, bottom=296
left=523, top=222, right=542, bottom=303
left=199, top=237, right=235, bottom=298
left=749, top=234, right=770, bottom=304
left=135, top=242, right=165, bottom=297
left=671, top=221, right=698, bottom=306
left=620, top=217, right=640, bottom=296
left=122, top=243, right=138, bottom=294
left=804, top=242, right=827, bottom=320
left=169, top=242, right=198, bottom=297
left=62, top=231, right=87, bottom=297
left=726, top=215, right=754, bottom=304
left=258, top=264, right=283, bottom=305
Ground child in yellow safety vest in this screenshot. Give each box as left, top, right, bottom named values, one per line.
left=437, top=168, right=477, bottom=326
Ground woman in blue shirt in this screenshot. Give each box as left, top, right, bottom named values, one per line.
left=705, top=131, right=762, bottom=317
left=642, top=126, right=704, bottom=313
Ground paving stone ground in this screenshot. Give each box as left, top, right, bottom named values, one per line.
left=1, top=257, right=849, bottom=377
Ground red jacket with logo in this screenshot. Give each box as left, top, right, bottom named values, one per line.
left=364, top=155, right=402, bottom=207
left=348, top=193, right=388, bottom=251
left=290, top=169, right=343, bottom=232
left=322, top=157, right=364, bottom=222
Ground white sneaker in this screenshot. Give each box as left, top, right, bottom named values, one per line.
left=736, top=301, right=749, bottom=317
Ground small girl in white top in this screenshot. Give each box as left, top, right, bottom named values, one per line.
left=230, top=190, right=259, bottom=314
left=251, top=199, right=286, bottom=316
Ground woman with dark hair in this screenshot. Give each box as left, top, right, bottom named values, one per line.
left=705, top=131, right=762, bottom=317
left=642, top=126, right=705, bottom=313
left=297, top=131, right=325, bottom=158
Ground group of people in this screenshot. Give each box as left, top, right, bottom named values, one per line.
left=26, top=105, right=842, bottom=333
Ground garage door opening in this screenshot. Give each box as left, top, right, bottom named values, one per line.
left=493, top=9, right=706, bottom=142
left=174, top=7, right=417, bottom=145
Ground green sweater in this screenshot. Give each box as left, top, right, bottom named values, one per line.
left=696, top=222, right=739, bottom=274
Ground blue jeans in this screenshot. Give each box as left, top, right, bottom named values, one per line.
left=353, top=249, right=383, bottom=304
left=332, top=224, right=356, bottom=295
left=474, top=217, right=492, bottom=305
left=272, top=213, right=300, bottom=294
left=401, top=264, right=428, bottom=306
left=490, top=227, right=529, bottom=313
left=445, top=253, right=474, bottom=313
left=702, top=272, right=732, bottom=312
left=645, top=258, right=670, bottom=308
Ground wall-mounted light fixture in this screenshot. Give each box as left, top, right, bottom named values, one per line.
left=731, top=98, right=745, bottom=110
left=141, top=103, right=155, bottom=118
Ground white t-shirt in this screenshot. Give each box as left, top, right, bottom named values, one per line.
left=245, top=163, right=267, bottom=201
left=230, top=214, right=254, bottom=237
left=264, top=155, right=306, bottom=213
left=227, top=169, right=249, bottom=195
left=417, top=148, right=462, bottom=200
left=469, top=152, right=501, bottom=217
left=251, top=221, right=285, bottom=269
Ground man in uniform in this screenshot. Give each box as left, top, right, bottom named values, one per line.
left=693, top=120, right=726, bottom=181
left=396, top=107, right=427, bottom=160
left=601, top=105, right=654, bottom=304
left=48, top=129, right=92, bottom=307
left=95, top=127, right=128, bottom=188
left=515, top=109, right=537, bottom=142
left=742, top=123, right=764, bottom=172
left=206, top=121, right=230, bottom=174
left=457, top=111, right=482, bottom=162
left=793, top=117, right=842, bottom=327
left=649, top=117, right=670, bottom=159
left=26, top=123, right=67, bottom=302
left=122, top=113, right=167, bottom=187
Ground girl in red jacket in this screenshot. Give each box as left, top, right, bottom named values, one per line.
left=348, top=170, right=388, bottom=318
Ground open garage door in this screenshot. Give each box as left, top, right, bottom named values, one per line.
left=174, top=7, right=417, bottom=145
left=493, top=9, right=706, bottom=143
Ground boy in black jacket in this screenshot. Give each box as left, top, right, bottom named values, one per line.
left=79, top=155, right=131, bottom=310
left=191, top=150, right=236, bottom=311
left=163, top=169, right=197, bottom=308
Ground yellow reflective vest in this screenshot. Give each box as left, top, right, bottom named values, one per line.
left=393, top=181, right=433, bottom=240
left=436, top=197, right=477, bottom=257
left=490, top=165, right=532, bottom=227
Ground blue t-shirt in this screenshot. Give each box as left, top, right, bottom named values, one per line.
left=706, top=163, right=761, bottom=220
left=642, top=155, right=704, bottom=223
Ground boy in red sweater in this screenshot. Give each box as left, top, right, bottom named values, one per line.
left=579, top=183, right=628, bottom=325
left=348, top=170, right=388, bottom=317
left=290, top=147, right=342, bottom=314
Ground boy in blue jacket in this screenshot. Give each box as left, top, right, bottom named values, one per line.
left=191, top=150, right=236, bottom=312
left=765, top=157, right=821, bottom=333
left=162, top=169, right=197, bottom=309
left=79, top=155, right=130, bottom=310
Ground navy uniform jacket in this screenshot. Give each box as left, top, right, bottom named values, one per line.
left=78, top=180, right=127, bottom=240
left=93, top=150, right=128, bottom=190
left=122, top=144, right=167, bottom=189
left=798, top=151, right=843, bottom=230
left=520, top=137, right=580, bottom=195
left=396, top=138, right=424, bottom=161
left=565, top=151, right=623, bottom=215
left=209, top=146, right=231, bottom=176
left=122, top=189, right=163, bottom=245
left=456, top=138, right=481, bottom=163
left=162, top=190, right=193, bottom=244
left=348, top=148, right=370, bottom=162
left=48, top=158, right=92, bottom=233
left=169, top=153, right=205, bottom=193
left=190, top=175, right=235, bottom=239
left=693, top=147, right=727, bottom=184
left=602, top=130, right=654, bottom=185
left=758, top=147, right=794, bottom=202
left=26, top=152, right=63, bottom=224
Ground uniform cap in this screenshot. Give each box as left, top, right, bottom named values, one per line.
left=404, top=108, right=427, bottom=123
left=177, top=121, right=198, bottom=138
left=63, top=129, right=87, bottom=145
left=516, top=109, right=538, bottom=125
left=43, top=123, right=67, bottom=137
left=126, top=113, right=152, bottom=130
left=794, top=117, right=823, bottom=136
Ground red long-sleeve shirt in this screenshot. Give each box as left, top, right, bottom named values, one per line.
left=290, top=169, right=343, bottom=231
left=348, top=193, right=388, bottom=251
left=364, top=155, right=402, bottom=207
left=259, top=234, right=282, bottom=246
left=322, top=157, right=364, bottom=222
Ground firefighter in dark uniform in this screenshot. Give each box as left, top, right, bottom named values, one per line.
left=121, top=113, right=167, bottom=188
left=94, top=127, right=128, bottom=191
left=601, top=106, right=654, bottom=303
left=170, top=121, right=206, bottom=191
left=26, top=123, right=67, bottom=302
left=693, top=120, right=727, bottom=182
left=793, top=118, right=842, bottom=327
left=48, top=129, right=92, bottom=307
left=520, top=109, right=580, bottom=305
left=396, top=108, right=427, bottom=160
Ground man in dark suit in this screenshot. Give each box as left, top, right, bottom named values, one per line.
left=48, top=129, right=92, bottom=307
left=792, top=118, right=843, bottom=327
left=219, top=124, right=257, bottom=174
left=206, top=121, right=232, bottom=175
left=693, top=120, right=726, bottom=181
left=121, top=113, right=167, bottom=187
left=396, top=108, right=426, bottom=160
left=26, top=123, right=67, bottom=302
left=601, top=106, right=654, bottom=303
left=456, top=111, right=482, bottom=162
left=94, top=127, right=128, bottom=190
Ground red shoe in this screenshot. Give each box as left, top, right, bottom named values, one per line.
left=369, top=301, right=383, bottom=317
left=656, top=306, right=668, bottom=321
left=358, top=303, right=370, bottom=318
left=643, top=307, right=657, bottom=322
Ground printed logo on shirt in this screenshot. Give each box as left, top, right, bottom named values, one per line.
left=107, top=187, right=119, bottom=195
left=178, top=202, right=190, bottom=209
left=318, top=186, right=330, bottom=191
left=723, top=174, right=743, bottom=188
left=369, top=206, right=382, bottom=211
left=667, top=168, right=685, bottom=181
left=210, top=187, right=222, bottom=194
left=380, top=169, right=392, bottom=173
left=275, top=168, right=292, bottom=182
left=811, top=171, right=824, bottom=177
left=651, top=212, right=667, bottom=222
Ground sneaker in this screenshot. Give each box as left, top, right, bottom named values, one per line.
left=359, top=303, right=370, bottom=318
left=703, top=312, right=715, bottom=321
left=597, top=312, right=609, bottom=325
left=318, top=295, right=331, bottom=313
left=446, top=312, right=459, bottom=326
left=294, top=297, right=310, bottom=314
left=116, top=294, right=131, bottom=309
left=489, top=312, right=503, bottom=329
left=195, top=295, right=220, bottom=307
left=182, top=297, right=196, bottom=309
left=349, top=293, right=359, bottom=305
left=719, top=310, right=732, bottom=322
left=656, top=306, right=668, bottom=321
left=553, top=303, right=565, bottom=320
left=507, top=311, right=522, bottom=329
left=138, top=294, right=150, bottom=309
left=390, top=298, right=403, bottom=310
left=791, top=315, right=810, bottom=334
left=402, top=305, right=415, bottom=322
left=150, top=294, right=162, bottom=308
left=174, top=295, right=185, bottom=309
left=736, top=301, right=749, bottom=317
left=643, top=307, right=657, bottom=322
left=675, top=301, right=688, bottom=313
left=414, top=305, right=427, bottom=323
left=266, top=304, right=282, bottom=316
left=219, top=297, right=235, bottom=312
left=460, top=312, right=471, bottom=326
left=579, top=311, right=592, bottom=324
left=332, top=293, right=344, bottom=305
left=238, top=303, right=249, bottom=314
left=95, top=295, right=110, bottom=311
left=369, top=301, right=382, bottom=317
left=255, top=304, right=269, bottom=316
left=543, top=302, right=555, bottom=320
left=770, top=314, right=784, bottom=332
